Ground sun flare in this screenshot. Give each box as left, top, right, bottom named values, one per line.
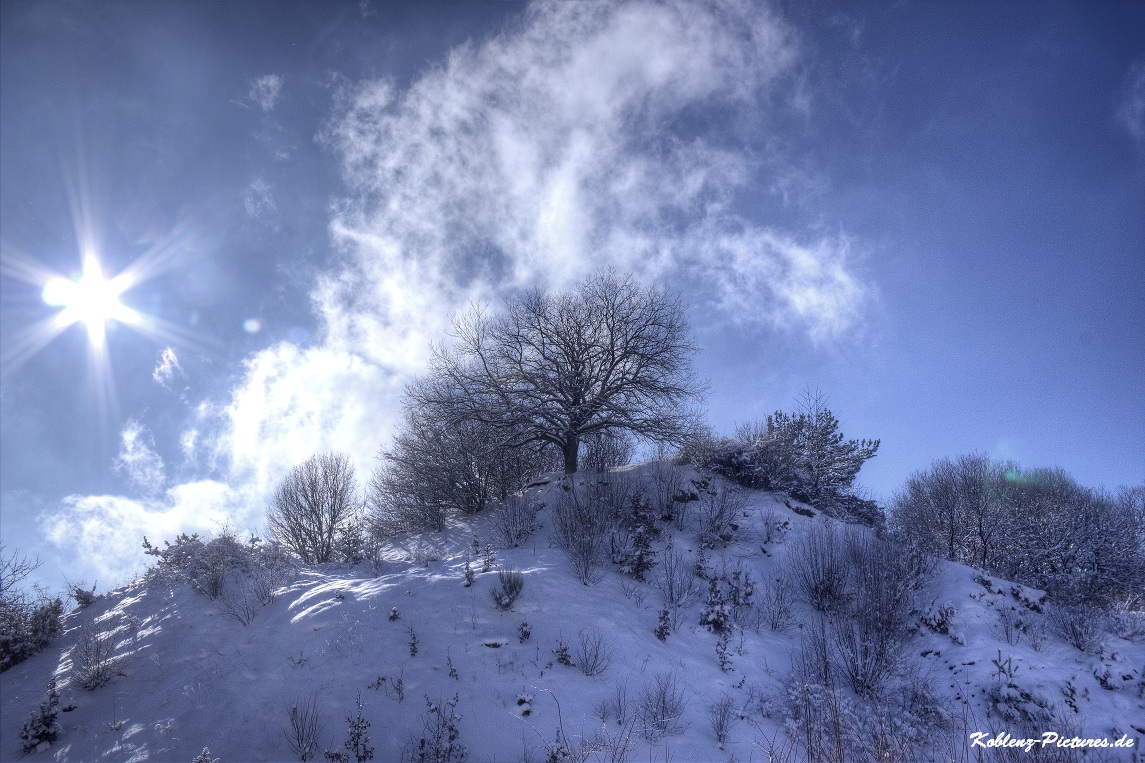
left=41, top=256, right=140, bottom=347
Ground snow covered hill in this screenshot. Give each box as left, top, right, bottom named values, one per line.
left=2, top=464, right=1142, bottom=762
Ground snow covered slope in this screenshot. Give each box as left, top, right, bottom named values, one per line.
left=2, top=464, right=1142, bottom=762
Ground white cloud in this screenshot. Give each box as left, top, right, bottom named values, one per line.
left=152, top=346, right=184, bottom=388
left=248, top=74, right=284, bottom=112
left=43, top=480, right=248, bottom=588
left=243, top=178, right=278, bottom=223
left=48, top=1, right=874, bottom=581
left=114, top=420, right=166, bottom=496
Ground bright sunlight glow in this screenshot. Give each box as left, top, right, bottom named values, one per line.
left=41, top=255, right=140, bottom=348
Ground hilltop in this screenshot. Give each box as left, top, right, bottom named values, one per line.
left=2, top=463, right=1142, bottom=762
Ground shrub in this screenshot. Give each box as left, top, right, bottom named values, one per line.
left=284, top=694, right=325, bottom=762
left=576, top=627, right=613, bottom=677
left=19, top=678, right=61, bottom=752
left=636, top=671, right=686, bottom=741
left=790, top=523, right=848, bottom=613
left=1047, top=603, right=1105, bottom=653
left=757, top=576, right=795, bottom=633
left=493, top=496, right=541, bottom=548
left=74, top=620, right=117, bottom=690
left=491, top=567, right=524, bottom=610
left=551, top=483, right=611, bottom=585
left=192, top=749, right=221, bottom=763
left=707, top=694, right=738, bottom=748
left=1, top=546, right=63, bottom=672
left=68, top=581, right=99, bottom=609
left=647, top=459, right=684, bottom=525
left=696, top=485, right=747, bottom=548
left=268, top=452, right=358, bottom=564
left=652, top=545, right=699, bottom=630
left=327, top=692, right=373, bottom=763
left=412, top=694, right=465, bottom=763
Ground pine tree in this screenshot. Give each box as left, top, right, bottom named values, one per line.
left=19, top=678, right=61, bottom=752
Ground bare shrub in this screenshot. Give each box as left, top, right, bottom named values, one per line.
left=757, top=576, right=795, bottom=633
left=1047, top=603, right=1105, bottom=653
left=581, top=430, right=634, bottom=473
left=494, top=496, right=540, bottom=548
left=576, top=626, right=613, bottom=677
left=832, top=529, right=920, bottom=697
left=652, top=544, right=699, bottom=629
left=997, top=606, right=1025, bottom=646
left=830, top=616, right=901, bottom=699
left=647, top=459, right=684, bottom=524
left=73, top=620, right=116, bottom=690
left=790, top=523, right=848, bottom=613
left=636, top=671, right=687, bottom=741
left=219, top=575, right=261, bottom=627
left=267, top=452, right=358, bottom=564
left=759, top=507, right=787, bottom=545
left=284, top=694, right=324, bottom=761
left=491, top=567, right=524, bottom=610
left=610, top=680, right=629, bottom=725
left=696, top=485, right=747, bottom=548
left=551, top=484, right=611, bottom=585
left=707, top=694, right=739, bottom=747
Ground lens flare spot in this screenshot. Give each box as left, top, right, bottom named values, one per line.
left=242, top=318, right=262, bottom=334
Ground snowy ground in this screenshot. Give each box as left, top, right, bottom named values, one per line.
left=2, top=463, right=1142, bottom=762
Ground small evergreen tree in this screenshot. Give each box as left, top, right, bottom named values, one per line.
left=19, top=678, right=61, bottom=752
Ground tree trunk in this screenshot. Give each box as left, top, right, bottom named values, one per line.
left=562, top=435, right=580, bottom=474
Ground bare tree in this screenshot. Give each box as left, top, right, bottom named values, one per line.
left=412, top=269, right=703, bottom=474
left=368, top=395, right=555, bottom=536
left=267, top=453, right=357, bottom=564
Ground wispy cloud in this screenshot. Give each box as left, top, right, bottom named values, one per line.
left=48, top=0, right=873, bottom=580
left=248, top=74, right=284, bottom=112
left=243, top=178, right=278, bottom=224
left=114, top=420, right=166, bottom=496
left=152, top=346, right=184, bottom=388
left=1117, top=58, right=1145, bottom=154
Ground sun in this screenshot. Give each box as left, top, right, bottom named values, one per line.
left=41, top=255, right=141, bottom=348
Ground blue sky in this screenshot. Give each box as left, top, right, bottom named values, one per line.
left=2, top=0, right=1142, bottom=590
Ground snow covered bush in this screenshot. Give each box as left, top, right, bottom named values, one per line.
left=68, top=581, right=99, bottom=609
left=646, top=459, right=684, bottom=525
left=707, top=694, right=738, bottom=748
left=691, top=391, right=880, bottom=519
left=191, top=749, right=220, bottom=763
left=891, top=458, right=1144, bottom=608
left=326, top=692, right=373, bottom=763
left=579, top=430, right=634, bottom=473
left=73, top=619, right=116, bottom=690
left=411, top=694, right=466, bottom=763
left=19, top=678, right=61, bottom=752
left=1, top=546, right=63, bottom=672
left=490, top=567, right=524, bottom=610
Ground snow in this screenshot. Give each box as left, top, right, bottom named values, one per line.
left=2, top=463, right=1142, bottom=762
